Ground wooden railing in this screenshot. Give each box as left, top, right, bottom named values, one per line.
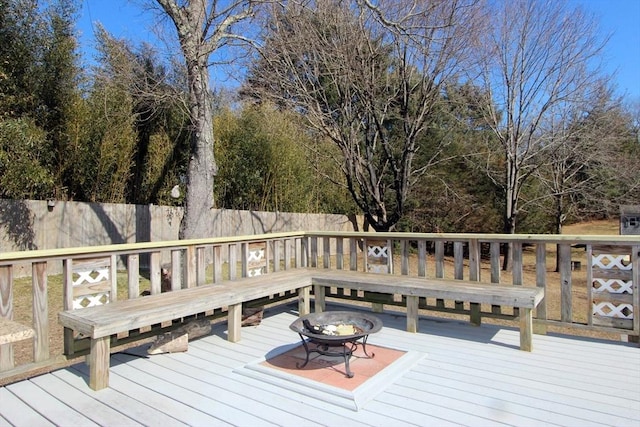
left=1, top=231, right=638, bottom=384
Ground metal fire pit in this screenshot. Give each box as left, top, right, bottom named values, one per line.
left=289, top=311, right=383, bottom=378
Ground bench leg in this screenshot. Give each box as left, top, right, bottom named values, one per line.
left=228, top=303, right=242, bottom=342
left=298, top=286, right=311, bottom=316
left=372, top=302, right=384, bottom=313
left=89, top=336, right=110, bottom=391
left=406, top=295, right=419, bottom=333
left=470, top=303, right=481, bottom=326
left=520, top=307, right=533, bottom=352
left=313, top=284, right=325, bottom=313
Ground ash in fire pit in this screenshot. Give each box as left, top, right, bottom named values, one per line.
left=290, top=311, right=382, bottom=378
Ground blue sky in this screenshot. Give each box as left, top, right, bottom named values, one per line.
left=77, top=0, right=640, bottom=101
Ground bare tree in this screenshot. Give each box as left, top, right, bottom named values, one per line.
left=533, top=81, right=632, bottom=235
left=153, top=0, right=255, bottom=239
left=470, top=0, right=607, bottom=268
left=244, top=0, right=480, bottom=231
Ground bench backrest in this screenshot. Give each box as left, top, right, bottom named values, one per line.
left=62, top=255, right=117, bottom=354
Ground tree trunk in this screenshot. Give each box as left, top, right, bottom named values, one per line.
left=178, top=52, right=217, bottom=239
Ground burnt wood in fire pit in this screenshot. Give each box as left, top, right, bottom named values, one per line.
left=289, top=311, right=382, bottom=378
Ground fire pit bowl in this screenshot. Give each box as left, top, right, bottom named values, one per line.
left=289, top=311, right=383, bottom=378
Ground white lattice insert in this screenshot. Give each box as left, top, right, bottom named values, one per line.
left=368, top=245, right=388, bottom=258
left=248, top=247, right=266, bottom=277
left=591, top=254, right=632, bottom=270
left=593, top=302, right=633, bottom=319
left=69, top=259, right=112, bottom=310
left=592, top=278, right=633, bottom=294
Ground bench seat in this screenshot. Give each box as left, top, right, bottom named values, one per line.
left=58, top=269, right=313, bottom=390
left=59, top=267, right=544, bottom=390
left=311, top=270, right=544, bottom=352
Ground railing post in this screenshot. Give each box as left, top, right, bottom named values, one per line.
left=32, top=261, right=48, bottom=363
left=228, top=244, right=237, bottom=281
left=349, top=238, right=358, bottom=271
left=184, top=245, right=196, bottom=288
left=535, top=243, right=548, bottom=334
left=469, top=239, right=480, bottom=282
left=558, top=243, right=572, bottom=322
left=309, top=236, right=318, bottom=268
left=401, top=240, right=409, bottom=276
left=150, top=252, right=161, bottom=294
left=417, top=240, right=426, bottom=278
left=490, top=242, right=501, bottom=284
left=302, top=237, right=309, bottom=267
left=0, top=265, right=15, bottom=370
left=512, top=242, right=523, bottom=286
left=127, top=254, right=140, bottom=297
left=213, top=245, right=222, bottom=282
left=196, top=246, right=206, bottom=285
left=336, top=237, right=344, bottom=270
left=435, top=241, right=444, bottom=279
left=171, top=249, right=182, bottom=290
left=284, top=239, right=291, bottom=270
left=454, top=241, right=464, bottom=280
left=323, top=237, right=331, bottom=269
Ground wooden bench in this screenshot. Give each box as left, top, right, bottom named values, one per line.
left=59, top=267, right=544, bottom=390
left=310, top=270, right=544, bottom=352
left=58, top=269, right=312, bottom=390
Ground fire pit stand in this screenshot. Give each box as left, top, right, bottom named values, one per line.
left=289, top=311, right=383, bottom=378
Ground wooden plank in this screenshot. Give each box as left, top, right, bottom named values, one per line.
left=32, top=261, right=48, bottom=362
left=0, top=265, right=15, bottom=371
left=59, top=270, right=312, bottom=339
left=0, top=387, right=56, bottom=427
left=30, top=373, right=143, bottom=426
left=127, top=254, right=140, bottom=298
left=559, top=243, right=573, bottom=322
left=0, top=319, right=34, bottom=345
left=150, top=252, right=161, bottom=294
left=52, top=369, right=190, bottom=426
left=7, top=380, right=100, bottom=426
left=311, top=271, right=543, bottom=308
left=323, top=236, right=331, bottom=269
left=74, top=363, right=224, bottom=426
left=336, top=237, right=344, bottom=270
left=469, top=239, right=480, bottom=281
left=535, top=243, right=547, bottom=334
left=184, top=245, right=196, bottom=288
left=453, top=241, right=464, bottom=280
left=196, top=246, right=206, bottom=285
left=417, top=240, right=426, bottom=277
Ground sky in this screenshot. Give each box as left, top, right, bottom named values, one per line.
left=76, top=0, right=640, bottom=101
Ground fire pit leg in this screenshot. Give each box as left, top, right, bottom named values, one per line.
left=361, top=335, right=376, bottom=359
left=343, top=343, right=354, bottom=378
left=296, top=334, right=312, bottom=369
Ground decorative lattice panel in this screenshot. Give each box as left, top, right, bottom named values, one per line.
left=367, top=240, right=391, bottom=274
left=247, top=242, right=267, bottom=277
left=589, top=246, right=634, bottom=329
left=67, top=258, right=113, bottom=310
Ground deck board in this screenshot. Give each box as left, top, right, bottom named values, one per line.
left=2, top=302, right=639, bottom=427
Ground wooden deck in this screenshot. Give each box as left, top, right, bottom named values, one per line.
left=1, top=303, right=639, bottom=427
